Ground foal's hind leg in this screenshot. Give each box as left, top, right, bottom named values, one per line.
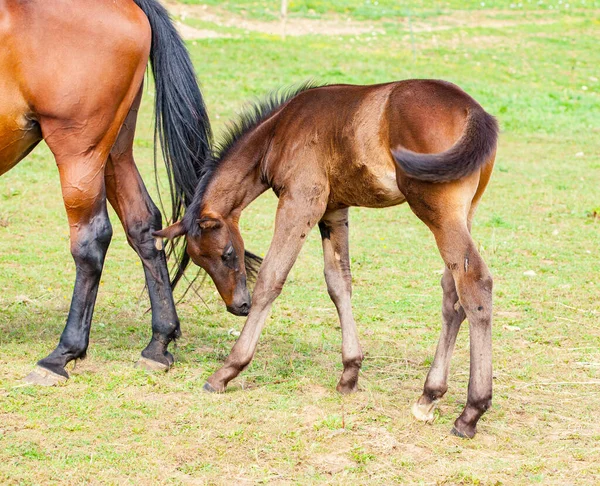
left=319, top=208, right=363, bottom=394
left=105, top=88, right=179, bottom=371
left=412, top=267, right=466, bottom=422
left=405, top=179, right=493, bottom=438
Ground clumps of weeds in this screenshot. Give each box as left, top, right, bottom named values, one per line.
left=586, top=207, right=600, bottom=221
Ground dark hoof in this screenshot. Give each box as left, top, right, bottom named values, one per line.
left=164, top=351, right=175, bottom=367
left=23, top=366, right=68, bottom=386
left=203, top=382, right=218, bottom=393
left=136, top=356, right=170, bottom=372
left=451, top=425, right=475, bottom=439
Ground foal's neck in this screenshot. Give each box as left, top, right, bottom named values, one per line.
left=201, top=122, right=273, bottom=219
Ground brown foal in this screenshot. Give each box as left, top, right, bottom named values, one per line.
left=1, top=0, right=212, bottom=384
left=157, top=80, right=498, bottom=438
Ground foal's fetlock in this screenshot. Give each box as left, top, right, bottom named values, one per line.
left=452, top=398, right=491, bottom=439
left=336, top=359, right=361, bottom=394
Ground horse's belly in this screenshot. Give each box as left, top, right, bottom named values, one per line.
left=0, top=112, right=42, bottom=176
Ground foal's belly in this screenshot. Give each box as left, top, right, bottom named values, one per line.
left=329, top=160, right=406, bottom=209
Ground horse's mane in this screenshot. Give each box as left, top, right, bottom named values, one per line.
left=181, top=80, right=324, bottom=237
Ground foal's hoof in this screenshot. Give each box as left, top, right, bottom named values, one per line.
left=136, top=356, right=170, bottom=372
left=23, top=366, right=68, bottom=386
left=411, top=399, right=437, bottom=423
left=336, top=381, right=358, bottom=395
left=451, top=421, right=476, bottom=439
left=202, top=381, right=225, bottom=393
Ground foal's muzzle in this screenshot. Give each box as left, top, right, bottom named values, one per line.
left=227, top=301, right=251, bottom=317
left=226, top=282, right=251, bottom=316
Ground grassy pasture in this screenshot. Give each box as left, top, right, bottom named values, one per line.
left=1, top=1, right=599, bottom=484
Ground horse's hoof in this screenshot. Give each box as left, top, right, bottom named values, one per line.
left=411, top=399, right=437, bottom=423
left=23, top=366, right=68, bottom=386
left=164, top=351, right=175, bottom=367
left=136, top=356, right=170, bottom=372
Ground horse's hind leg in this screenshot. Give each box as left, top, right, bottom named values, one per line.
left=105, top=88, right=179, bottom=371
left=25, top=131, right=116, bottom=385
left=412, top=267, right=466, bottom=422
left=319, top=208, right=363, bottom=394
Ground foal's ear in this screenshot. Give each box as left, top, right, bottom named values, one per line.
left=198, top=217, right=222, bottom=230
left=153, top=221, right=187, bottom=241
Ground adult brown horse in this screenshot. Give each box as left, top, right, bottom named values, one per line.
left=156, top=80, right=499, bottom=438
left=0, top=0, right=217, bottom=384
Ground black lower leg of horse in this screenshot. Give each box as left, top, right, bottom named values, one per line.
left=124, top=199, right=180, bottom=368
left=319, top=208, right=363, bottom=394
left=37, top=206, right=113, bottom=377
left=105, top=100, right=180, bottom=369
left=412, top=268, right=466, bottom=421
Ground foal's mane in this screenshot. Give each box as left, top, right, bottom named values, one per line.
left=182, top=80, right=324, bottom=236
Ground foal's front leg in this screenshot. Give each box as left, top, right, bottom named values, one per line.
left=204, top=192, right=328, bottom=393
left=319, top=208, right=363, bottom=393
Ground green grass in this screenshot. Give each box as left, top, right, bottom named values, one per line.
left=181, top=0, right=600, bottom=20
left=1, top=2, right=600, bottom=484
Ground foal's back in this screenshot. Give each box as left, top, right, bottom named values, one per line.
left=264, top=80, right=489, bottom=210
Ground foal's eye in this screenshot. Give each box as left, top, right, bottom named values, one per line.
left=222, top=245, right=234, bottom=261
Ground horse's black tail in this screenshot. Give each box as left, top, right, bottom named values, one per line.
left=134, top=0, right=212, bottom=285
left=392, top=107, right=498, bottom=183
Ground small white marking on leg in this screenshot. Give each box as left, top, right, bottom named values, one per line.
left=464, top=256, right=469, bottom=273
left=155, top=237, right=163, bottom=251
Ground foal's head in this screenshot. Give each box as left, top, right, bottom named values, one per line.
left=154, top=214, right=260, bottom=317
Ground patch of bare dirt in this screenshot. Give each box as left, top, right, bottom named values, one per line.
left=165, top=2, right=562, bottom=40
left=165, top=2, right=383, bottom=39
left=173, top=20, right=229, bottom=40
left=412, top=10, right=559, bottom=33
left=309, top=452, right=356, bottom=474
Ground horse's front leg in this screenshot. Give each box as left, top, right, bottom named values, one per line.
left=105, top=88, right=179, bottom=371
left=319, top=208, right=363, bottom=394
left=204, top=190, right=328, bottom=393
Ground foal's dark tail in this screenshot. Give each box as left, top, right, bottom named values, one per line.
left=392, top=107, right=498, bottom=183
left=134, top=0, right=212, bottom=286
